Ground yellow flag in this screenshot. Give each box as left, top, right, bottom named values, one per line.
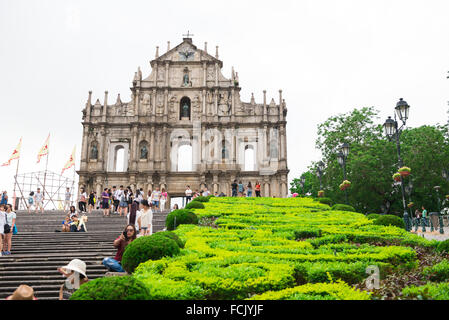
left=37, top=134, right=50, bottom=164
left=1, top=138, right=22, bottom=167
left=61, top=146, right=76, bottom=175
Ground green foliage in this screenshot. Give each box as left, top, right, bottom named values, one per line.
left=402, top=282, right=449, bottom=300
left=248, top=280, right=371, bottom=300
left=436, top=239, right=449, bottom=254
left=293, top=106, right=449, bottom=215
left=331, top=204, right=356, bottom=212
left=166, top=209, right=199, bottom=231
left=366, top=213, right=381, bottom=220
left=422, top=260, right=449, bottom=282
left=70, top=276, right=150, bottom=300
left=193, top=196, right=210, bottom=202
left=121, top=234, right=180, bottom=273
left=294, top=227, right=322, bottom=239
left=185, top=201, right=205, bottom=210
left=152, top=231, right=185, bottom=248
left=373, top=215, right=405, bottom=229
left=130, top=197, right=432, bottom=300
left=317, top=197, right=333, bottom=206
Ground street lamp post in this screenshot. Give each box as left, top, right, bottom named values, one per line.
left=383, top=98, right=411, bottom=232
left=337, top=143, right=350, bottom=205
left=434, top=186, right=444, bottom=234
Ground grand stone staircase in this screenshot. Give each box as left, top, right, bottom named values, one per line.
left=0, top=209, right=169, bottom=300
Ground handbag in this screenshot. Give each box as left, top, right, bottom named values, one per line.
left=13, top=224, right=17, bottom=235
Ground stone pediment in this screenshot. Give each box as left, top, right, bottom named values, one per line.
left=151, top=39, right=221, bottom=65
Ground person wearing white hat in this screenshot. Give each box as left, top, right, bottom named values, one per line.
left=57, top=259, right=88, bottom=300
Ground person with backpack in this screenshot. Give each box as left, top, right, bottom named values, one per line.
left=238, top=181, right=244, bottom=197
left=27, top=192, right=35, bottom=213
left=1, top=191, right=8, bottom=205
left=119, top=189, right=129, bottom=217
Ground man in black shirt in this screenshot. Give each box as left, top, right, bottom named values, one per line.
left=231, top=180, right=238, bottom=197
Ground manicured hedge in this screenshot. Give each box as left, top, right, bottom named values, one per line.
left=331, top=204, right=356, bottom=212
left=436, top=239, right=449, bottom=254
left=125, top=197, right=433, bottom=300
left=373, top=214, right=405, bottom=229
left=192, top=196, right=210, bottom=202
left=70, top=276, right=150, bottom=300
left=402, top=282, right=449, bottom=300
left=185, top=201, right=205, bottom=210
left=366, top=213, right=381, bottom=220
left=166, top=209, right=199, bottom=231
left=152, top=231, right=185, bottom=249
left=121, top=234, right=180, bottom=273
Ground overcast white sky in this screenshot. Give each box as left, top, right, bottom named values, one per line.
left=1, top=0, right=449, bottom=199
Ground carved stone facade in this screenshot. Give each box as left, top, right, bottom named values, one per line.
left=77, top=37, right=289, bottom=199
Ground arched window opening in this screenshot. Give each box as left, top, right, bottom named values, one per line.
left=180, top=97, right=191, bottom=120
left=178, top=144, right=193, bottom=172
left=244, top=145, right=255, bottom=171
left=115, top=146, right=126, bottom=172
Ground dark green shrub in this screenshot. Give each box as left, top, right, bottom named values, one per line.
left=166, top=209, right=199, bottom=231
left=373, top=215, right=405, bottom=229
left=70, top=276, right=150, bottom=300
left=121, top=234, right=180, bottom=273
left=402, top=283, right=449, bottom=300
left=185, top=201, right=205, bottom=210
left=294, top=227, right=322, bottom=239
left=436, top=239, right=449, bottom=253
left=192, top=196, right=210, bottom=202
left=152, top=231, right=185, bottom=248
left=366, top=213, right=381, bottom=220
left=317, top=197, right=333, bottom=206
left=422, top=260, right=449, bottom=282
left=331, top=204, right=355, bottom=212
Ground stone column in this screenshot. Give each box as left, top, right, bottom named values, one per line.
left=231, top=88, right=235, bottom=122
left=99, top=128, right=107, bottom=171
left=214, top=89, right=218, bottom=122
left=85, top=91, right=92, bottom=123
left=263, top=90, right=267, bottom=122
left=135, top=88, right=140, bottom=116
left=150, top=127, right=155, bottom=171
left=279, top=90, right=283, bottom=122
left=263, top=177, right=270, bottom=197
left=131, top=126, right=138, bottom=171
left=215, top=62, right=219, bottom=87
left=202, top=89, right=206, bottom=121
left=154, top=62, right=158, bottom=87
left=161, top=126, right=167, bottom=171
left=213, top=174, right=218, bottom=194
left=101, top=91, right=108, bottom=122
left=151, top=89, right=156, bottom=122
left=203, top=62, right=207, bottom=87
left=165, top=62, right=169, bottom=87
left=164, top=89, right=168, bottom=122
left=80, top=126, right=89, bottom=171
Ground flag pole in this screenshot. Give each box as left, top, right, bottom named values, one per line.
left=13, top=146, right=20, bottom=210
left=43, top=134, right=49, bottom=209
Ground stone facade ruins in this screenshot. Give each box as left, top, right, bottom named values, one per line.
left=77, top=37, right=289, bottom=199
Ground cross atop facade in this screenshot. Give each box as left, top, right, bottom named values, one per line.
left=183, top=30, right=194, bottom=39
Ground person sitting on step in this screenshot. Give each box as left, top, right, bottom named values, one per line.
left=102, top=224, right=137, bottom=273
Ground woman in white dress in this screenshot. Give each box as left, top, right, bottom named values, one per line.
left=137, top=200, right=153, bottom=236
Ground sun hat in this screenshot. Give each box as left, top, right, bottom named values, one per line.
left=6, top=285, right=37, bottom=300
left=61, top=259, right=87, bottom=278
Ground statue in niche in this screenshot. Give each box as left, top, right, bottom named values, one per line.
left=182, top=101, right=190, bottom=118
left=183, top=68, right=190, bottom=87
left=91, top=144, right=98, bottom=160
left=140, top=145, right=148, bottom=159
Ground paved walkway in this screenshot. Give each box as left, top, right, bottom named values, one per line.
left=410, top=227, right=449, bottom=241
